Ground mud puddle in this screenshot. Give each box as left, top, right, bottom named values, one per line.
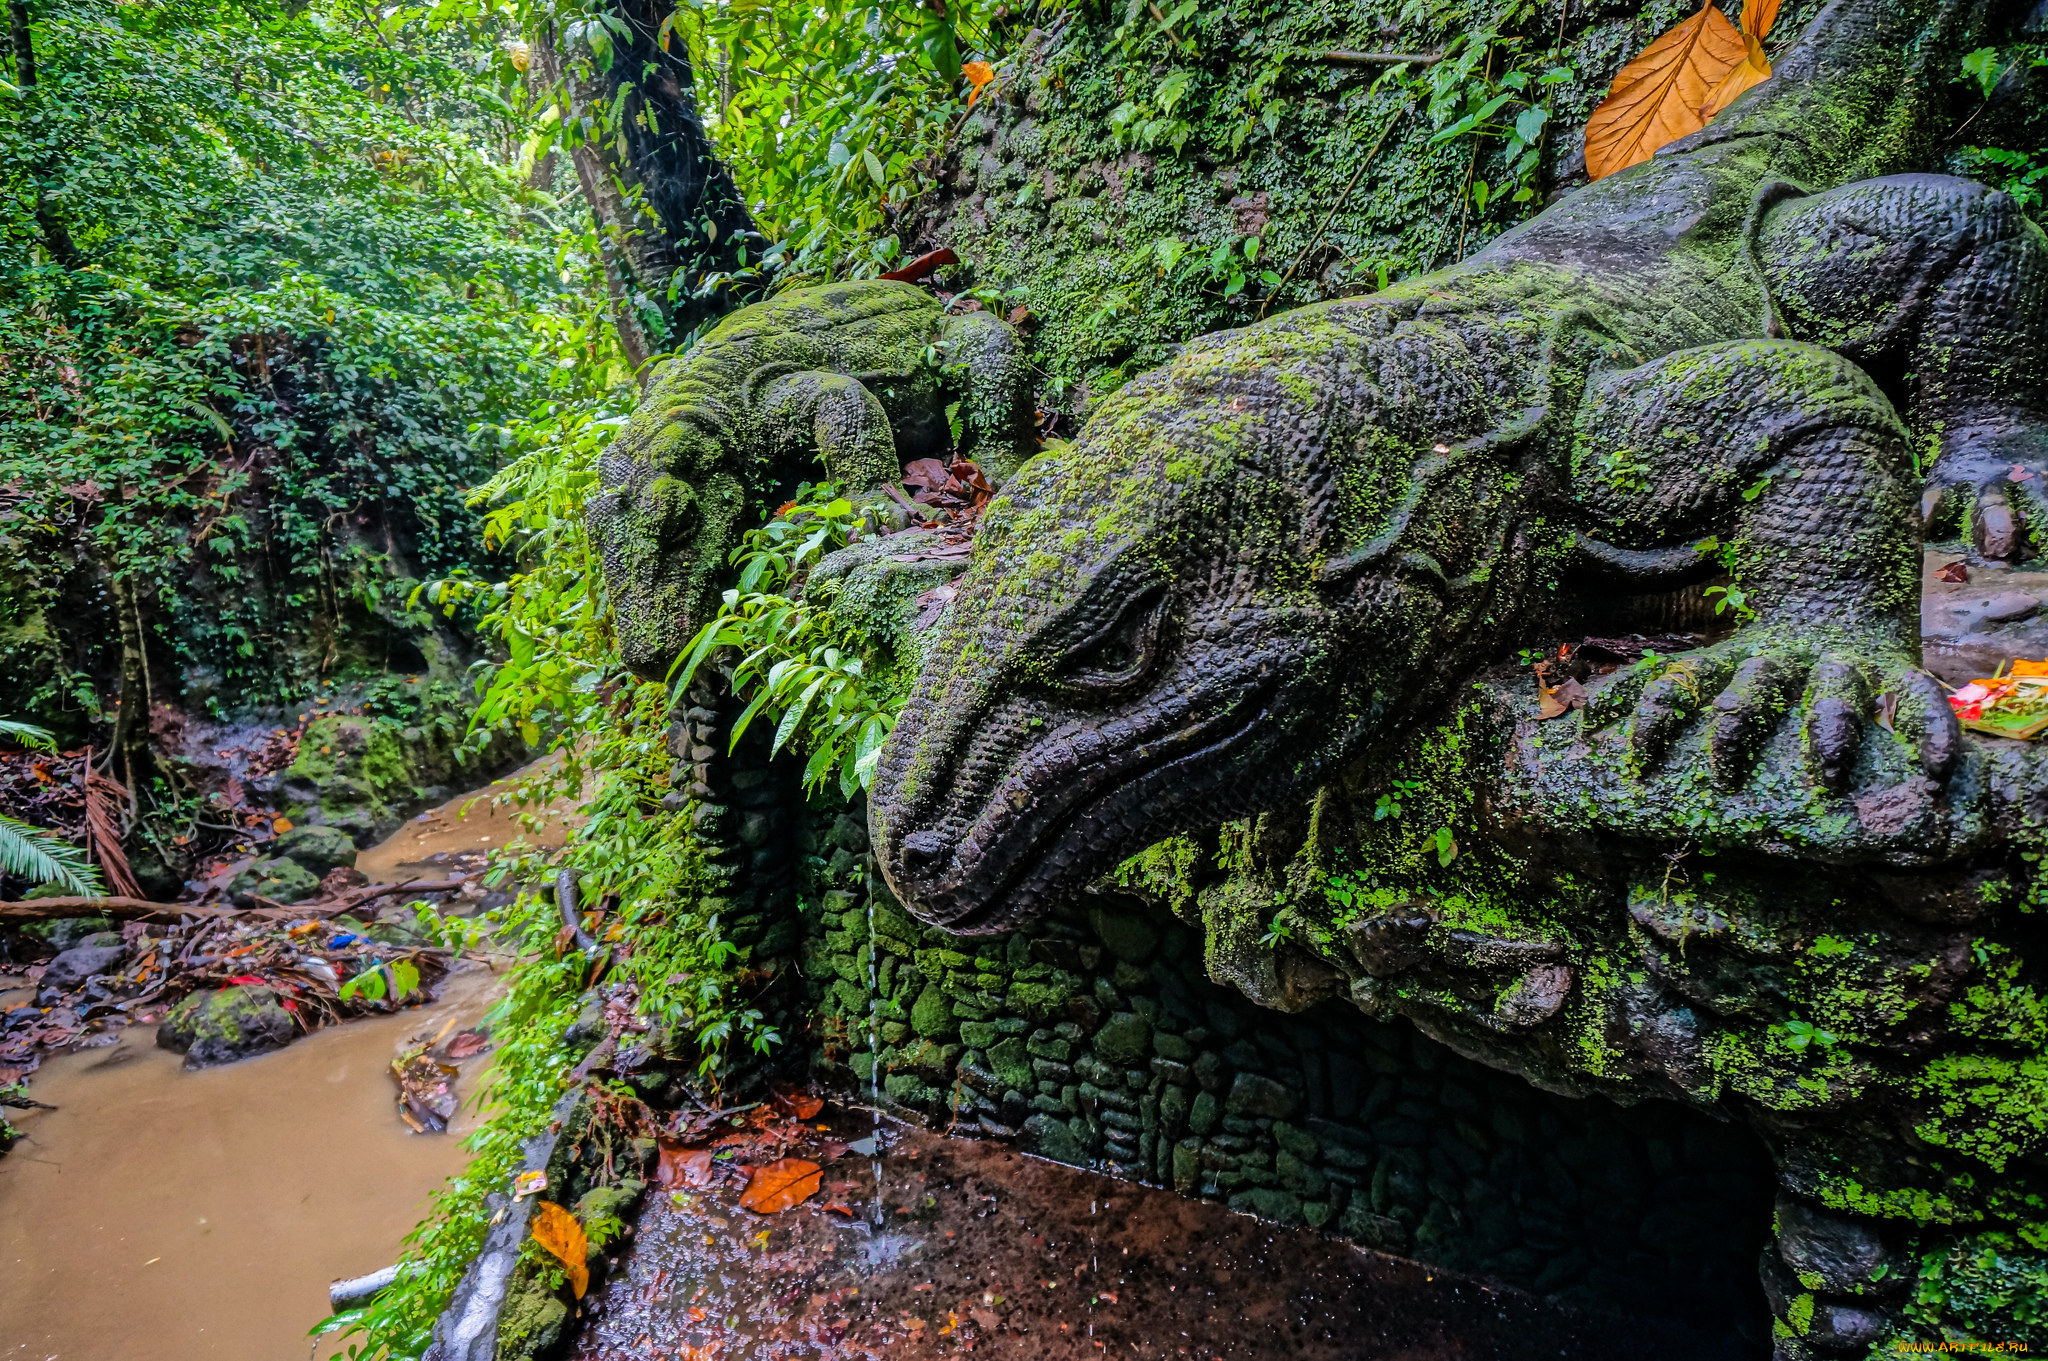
left=0, top=956, right=503, bottom=1360
left=571, top=1104, right=1734, bottom=1361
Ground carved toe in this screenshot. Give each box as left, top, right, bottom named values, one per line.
left=1801, top=658, right=1868, bottom=792
left=1628, top=653, right=1732, bottom=770
left=1709, top=653, right=1803, bottom=788
left=1891, top=668, right=1961, bottom=782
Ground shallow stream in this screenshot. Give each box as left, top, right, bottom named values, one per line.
left=0, top=962, right=500, bottom=1360
left=0, top=774, right=551, bottom=1361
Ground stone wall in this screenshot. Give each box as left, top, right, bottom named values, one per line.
left=787, top=795, right=1775, bottom=1349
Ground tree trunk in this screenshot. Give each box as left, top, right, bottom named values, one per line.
left=8, top=0, right=34, bottom=87
left=530, top=0, right=765, bottom=364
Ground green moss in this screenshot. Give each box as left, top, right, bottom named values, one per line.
left=1913, top=1055, right=2048, bottom=1173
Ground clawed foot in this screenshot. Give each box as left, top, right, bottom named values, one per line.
left=1585, top=638, right=1961, bottom=791
left=1920, top=425, right=2048, bottom=562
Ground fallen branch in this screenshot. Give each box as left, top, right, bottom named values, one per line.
left=0, top=878, right=465, bottom=924
left=323, top=878, right=466, bottom=913
left=0, top=895, right=240, bottom=922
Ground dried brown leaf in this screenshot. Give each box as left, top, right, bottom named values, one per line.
left=656, top=1142, right=717, bottom=1189
left=1584, top=4, right=1748, bottom=181
left=738, top=1157, right=823, bottom=1214
left=530, top=1200, right=589, bottom=1298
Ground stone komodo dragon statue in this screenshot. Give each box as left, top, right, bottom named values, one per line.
left=867, top=0, right=2048, bottom=935
left=595, top=0, right=2048, bottom=1349
left=587, top=279, right=1037, bottom=679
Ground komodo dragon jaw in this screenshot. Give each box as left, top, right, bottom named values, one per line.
left=871, top=605, right=1330, bottom=935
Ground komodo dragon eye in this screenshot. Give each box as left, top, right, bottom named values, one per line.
left=1051, top=584, right=1168, bottom=696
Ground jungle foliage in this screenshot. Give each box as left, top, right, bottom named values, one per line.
left=0, top=0, right=570, bottom=735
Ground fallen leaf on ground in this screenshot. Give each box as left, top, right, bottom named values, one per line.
left=443, top=1028, right=490, bottom=1059
left=1936, top=561, right=1970, bottom=583
left=768, top=1082, right=823, bottom=1120
left=1585, top=4, right=1749, bottom=180
left=1537, top=677, right=1588, bottom=720
left=657, top=1142, right=717, bottom=1189
left=739, top=1157, right=823, bottom=1213
left=530, top=1200, right=589, bottom=1297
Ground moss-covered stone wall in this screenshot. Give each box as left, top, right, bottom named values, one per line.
left=899, top=0, right=1839, bottom=410
left=782, top=794, right=1775, bottom=1343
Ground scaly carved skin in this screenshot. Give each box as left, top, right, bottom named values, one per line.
left=587, top=280, right=1035, bottom=679
left=872, top=0, right=2044, bottom=934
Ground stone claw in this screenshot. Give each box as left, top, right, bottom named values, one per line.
left=1709, top=653, right=1803, bottom=788
left=1627, top=652, right=1734, bottom=771
left=1920, top=427, right=2048, bottom=562
left=1801, top=658, right=1868, bottom=793
left=1889, top=667, right=1962, bottom=783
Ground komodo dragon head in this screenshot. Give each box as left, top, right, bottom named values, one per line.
left=586, top=376, right=752, bottom=681
left=870, top=314, right=1541, bottom=933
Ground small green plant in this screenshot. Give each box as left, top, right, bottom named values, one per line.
left=339, top=958, right=423, bottom=1004
left=1779, top=1018, right=1839, bottom=1052
left=1422, top=826, right=1459, bottom=867
left=674, top=487, right=903, bottom=797
left=0, top=721, right=103, bottom=895
left=1374, top=778, right=1424, bottom=822
left=1704, top=584, right=1756, bottom=622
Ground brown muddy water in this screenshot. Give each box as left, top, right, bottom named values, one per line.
left=0, top=961, right=503, bottom=1360
left=0, top=766, right=562, bottom=1361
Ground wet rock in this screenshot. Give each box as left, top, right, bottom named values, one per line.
left=230, top=854, right=322, bottom=906
left=1776, top=1197, right=1897, bottom=1295
left=1022, top=1112, right=1089, bottom=1163
left=1226, top=1070, right=1297, bottom=1119
left=40, top=943, right=127, bottom=992
left=1092, top=1010, right=1152, bottom=1066
left=1344, top=907, right=1434, bottom=976
left=320, top=865, right=370, bottom=895
left=275, top=823, right=359, bottom=874
left=1493, top=964, right=1574, bottom=1028
left=1227, top=1187, right=1304, bottom=1226
left=494, top=1260, right=569, bottom=1361
left=157, top=985, right=296, bottom=1067
left=1089, top=901, right=1158, bottom=962
left=1340, top=1200, right=1412, bottom=1252
left=23, top=915, right=114, bottom=953
left=1982, top=590, right=2040, bottom=623
left=1444, top=931, right=1564, bottom=971
left=910, top=983, right=956, bottom=1039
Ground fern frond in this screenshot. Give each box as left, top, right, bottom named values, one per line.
left=0, top=816, right=104, bottom=896
left=0, top=720, right=56, bottom=752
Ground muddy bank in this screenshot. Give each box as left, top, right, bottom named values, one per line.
left=0, top=961, right=502, bottom=1361
left=565, top=1104, right=1738, bottom=1361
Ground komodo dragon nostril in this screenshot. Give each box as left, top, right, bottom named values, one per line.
left=899, top=830, right=950, bottom=871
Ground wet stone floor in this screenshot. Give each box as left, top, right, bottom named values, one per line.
left=569, top=1103, right=1738, bottom=1361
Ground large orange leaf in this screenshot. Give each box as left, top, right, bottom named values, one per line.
left=738, top=1158, right=823, bottom=1214
left=1702, top=0, right=1784, bottom=119
left=1585, top=4, right=1750, bottom=180
left=1700, top=34, right=1772, bottom=119
left=530, top=1200, right=589, bottom=1298
left=963, top=60, right=995, bottom=107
